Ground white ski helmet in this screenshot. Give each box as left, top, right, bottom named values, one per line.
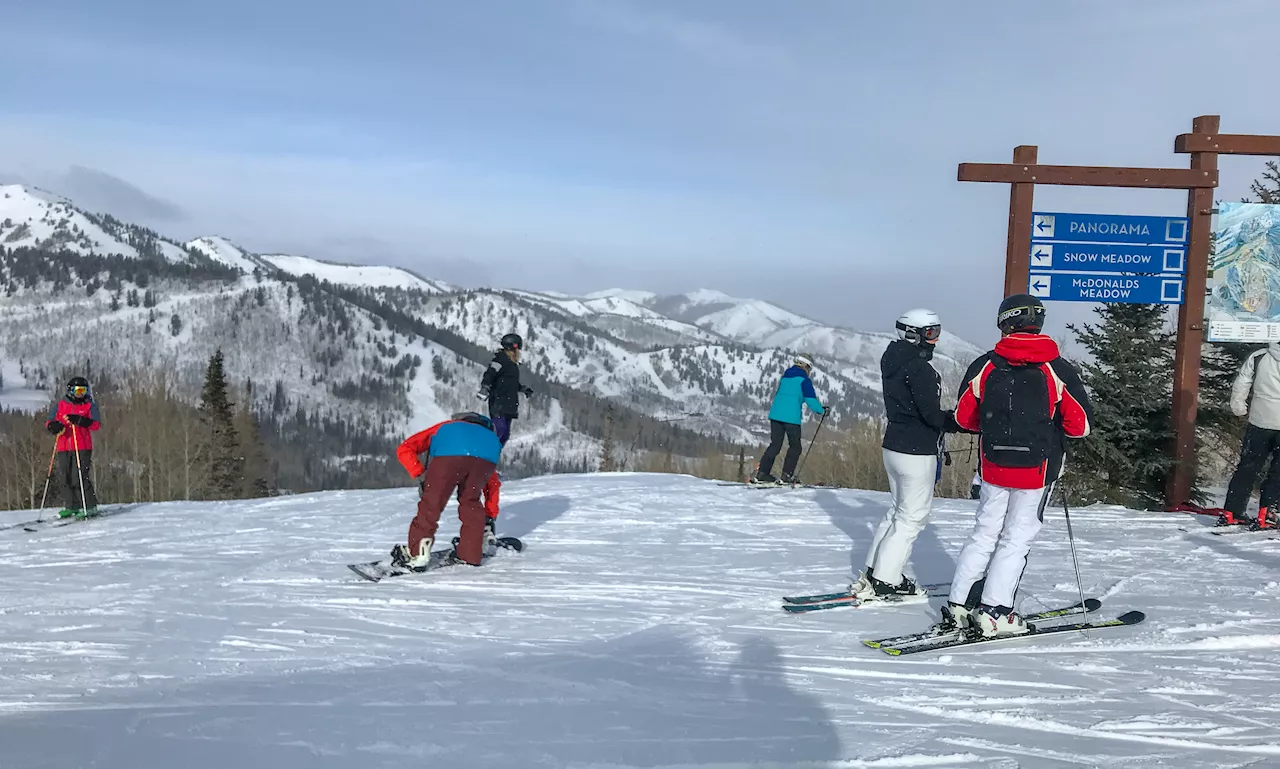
left=896, top=308, right=942, bottom=345
left=794, top=353, right=815, bottom=370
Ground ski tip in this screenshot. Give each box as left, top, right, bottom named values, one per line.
left=1084, top=598, right=1102, bottom=611
left=1116, top=610, right=1146, bottom=623
left=862, top=640, right=882, bottom=649
left=881, top=646, right=903, bottom=656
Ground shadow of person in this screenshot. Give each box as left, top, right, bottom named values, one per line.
left=494, top=494, right=571, bottom=540
left=0, top=631, right=843, bottom=769
left=814, top=489, right=955, bottom=585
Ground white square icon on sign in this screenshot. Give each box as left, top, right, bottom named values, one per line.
left=1029, top=274, right=1052, bottom=298
left=1031, top=244, right=1054, bottom=268
left=1161, top=279, right=1183, bottom=303
left=1166, top=219, right=1188, bottom=243
left=1163, top=249, right=1185, bottom=273
left=1033, top=215, right=1055, bottom=239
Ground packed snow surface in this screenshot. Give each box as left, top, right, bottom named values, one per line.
left=1, top=473, right=1277, bottom=768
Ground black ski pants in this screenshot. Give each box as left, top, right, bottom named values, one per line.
left=758, top=420, right=803, bottom=478
left=1225, top=424, right=1280, bottom=515
left=58, top=449, right=98, bottom=510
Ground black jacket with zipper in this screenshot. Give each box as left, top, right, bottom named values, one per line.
left=880, top=339, right=955, bottom=455
left=482, top=351, right=527, bottom=418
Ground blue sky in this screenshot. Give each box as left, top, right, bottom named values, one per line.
left=1, top=0, right=1276, bottom=345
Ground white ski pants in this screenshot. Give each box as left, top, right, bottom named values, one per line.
left=864, top=449, right=937, bottom=585
left=948, top=481, right=1052, bottom=609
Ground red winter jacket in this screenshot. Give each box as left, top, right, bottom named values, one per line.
left=397, top=422, right=502, bottom=518
left=46, top=398, right=101, bottom=452
left=955, top=333, right=1092, bottom=490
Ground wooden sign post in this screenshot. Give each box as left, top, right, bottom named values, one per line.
left=958, top=116, right=1223, bottom=508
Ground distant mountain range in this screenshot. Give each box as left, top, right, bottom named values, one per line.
left=0, top=183, right=983, bottom=481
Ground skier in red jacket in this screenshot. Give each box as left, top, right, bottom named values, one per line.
left=941, top=295, right=1092, bottom=638
left=45, top=376, right=101, bottom=519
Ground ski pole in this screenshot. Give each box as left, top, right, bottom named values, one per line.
left=795, top=411, right=828, bottom=481
left=71, top=422, right=90, bottom=515
left=1060, top=485, right=1089, bottom=637
left=36, top=437, right=58, bottom=522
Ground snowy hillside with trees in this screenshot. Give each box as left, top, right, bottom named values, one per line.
left=1, top=473, right=1276, bottom=768
left=0, top=182, right=989, bottom=511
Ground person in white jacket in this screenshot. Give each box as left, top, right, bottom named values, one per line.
left=1225, top=342, right=1280, bottom=524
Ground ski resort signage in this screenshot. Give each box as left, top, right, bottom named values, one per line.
left=1027, top=272, right=1185, bottom=304
left=1026, top=210, right=1188, bottom=304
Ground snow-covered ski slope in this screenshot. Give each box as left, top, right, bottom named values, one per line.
left=2, top=473, right=1278, bottom=768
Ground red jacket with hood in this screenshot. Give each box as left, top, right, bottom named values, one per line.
left=955, top=333, right=1092, bottom=490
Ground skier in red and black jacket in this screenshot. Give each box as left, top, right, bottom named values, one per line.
left=941, top=294, right=1092, bottom=639
left=45, top=376, right=101, bottom=519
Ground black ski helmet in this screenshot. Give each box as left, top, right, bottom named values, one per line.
left=500, top=333, right=523, bottom=352
left=996, top=294, right=1046, bottom=334
left=66, top=376, right=90, bottom=402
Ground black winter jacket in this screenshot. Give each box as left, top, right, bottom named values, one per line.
left=482, top=351, right=528, bottom=418
left=880, top=339, right=955, bottom=455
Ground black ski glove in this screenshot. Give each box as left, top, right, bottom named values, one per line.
left=477, top=387, right=490, bottom=401
left=46, top=420, right=64, bottom=435
left=66, top=414, right=93, bottom=428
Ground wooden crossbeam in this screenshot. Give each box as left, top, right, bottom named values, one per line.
left=1175, top=133, right=1280, bottom=156
left=958, top=162, right=1218, bottom=189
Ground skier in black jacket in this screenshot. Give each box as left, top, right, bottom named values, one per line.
left=851, top=308, right=959, bottom=600
left=479, top=333, right=532, bottom=445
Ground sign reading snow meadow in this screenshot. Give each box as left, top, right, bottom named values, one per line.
left=1027, top=211, right=1188, bottom=305
left=1207, top=202, right=1280, bottom=342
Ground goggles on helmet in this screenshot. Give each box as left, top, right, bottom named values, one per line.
left=71, top=385, right=88, bottom=397
left=896, top=321, right=942, bottom=343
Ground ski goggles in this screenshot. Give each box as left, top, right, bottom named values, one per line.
left=70, top=386, right=88, bottom=397
left=896, top=321, right=942, bottom=342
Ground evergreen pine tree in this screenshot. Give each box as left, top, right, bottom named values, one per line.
left=1064, top=304, right=1175, bottom=509
left=235, top=379, right=273, bottom=498
left=199, top=349, right=242, bottom=499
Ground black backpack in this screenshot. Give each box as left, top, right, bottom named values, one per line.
left=979, top=356, right=1055, bottom=468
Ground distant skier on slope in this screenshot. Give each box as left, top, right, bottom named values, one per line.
left=1223, top=342, right=1280, bottom=526
left=851, top=309, right=959, bottom=600
left=392, top=412, right=504, bottom=568
left=480, top=333, right=533, bottom=446
left=940, top=294, right=1092, bottom=638
left=751, top=354, right=824, bottom=485
left=44, top=376, right=101, bottom=519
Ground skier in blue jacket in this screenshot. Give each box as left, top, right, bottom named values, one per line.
left=751, top=354, right=825, bottom=485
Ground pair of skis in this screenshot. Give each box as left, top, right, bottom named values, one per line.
left=783, top=584, right=1145, bottom=655
left=347, top=536, right=524, bottom=583
left=0, top=504, right=139, bottom=534
left=781, top=582, right=950, bottom=613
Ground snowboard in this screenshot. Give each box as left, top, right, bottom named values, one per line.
left=347, top=536, right=523, bottom=583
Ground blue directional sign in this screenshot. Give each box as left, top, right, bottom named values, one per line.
left=1029, top=243, right=1186, bottom=274
left=1032, top=212, right=1188, bottom=246
left=1028, top=272, right=1184, bottom=304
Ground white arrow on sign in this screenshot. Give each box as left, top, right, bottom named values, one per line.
left=1031, top=244, right=1053, bottom=268
left=1032, top=214, right=1055, bottom=239
left=1029, top=275, right=1052, bottom=298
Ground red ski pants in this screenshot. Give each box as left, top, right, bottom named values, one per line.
left=409, top=455, right=497, bottom=566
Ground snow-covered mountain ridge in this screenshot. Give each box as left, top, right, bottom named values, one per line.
left=0, top=183, right=983, bottom=483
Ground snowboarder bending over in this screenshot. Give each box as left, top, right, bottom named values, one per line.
left=45, top=376, right=101, bottom=519
left=393, top=412, right=504, bottom=569
left=752, top=354, right=825, bottom=485
left=1224, top=342, right=1280, bottom=527
left=479, top=333, right=533, bottom=446
left=942, top=295, right=1092, bottom=638
left=852, top=309, right=957, bottom=600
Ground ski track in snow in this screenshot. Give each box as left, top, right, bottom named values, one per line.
left=1, top=474, right=1279, bottom=768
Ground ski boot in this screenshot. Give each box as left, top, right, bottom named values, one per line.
left=867, top=573, right=925, bottom=600
left=779, top=473, right=801, bottom=487
left=973, top=604, right=1031, bottom=638
left=749, top=472, right=778, bottom=486
left=57, top=509, right=79, bottom=519
left=484, top=517, right=499, bottom=555
left=390, top=537, right=434, bottom=571
left=938, top=602, right=975, bottom=633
